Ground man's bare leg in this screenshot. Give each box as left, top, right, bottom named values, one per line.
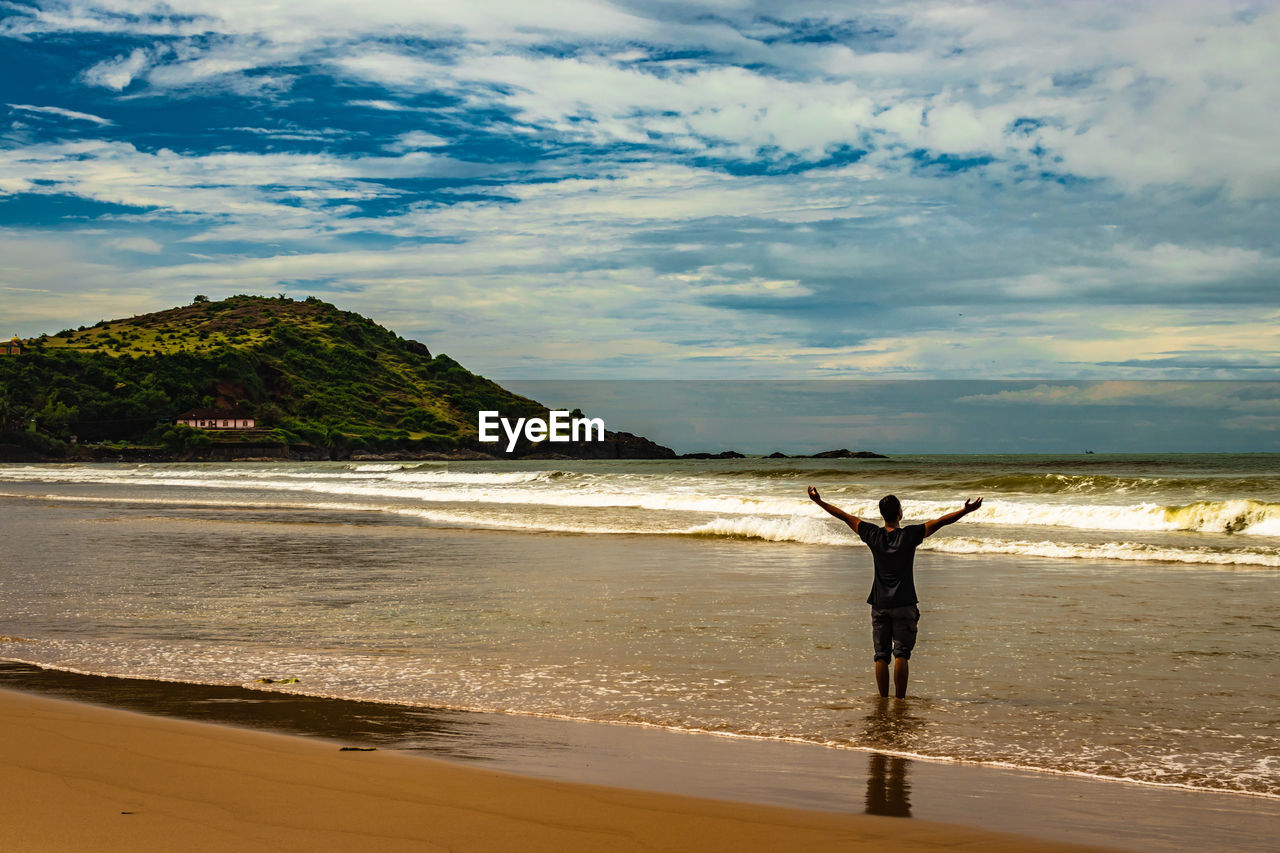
left=893, top=657, right=909, bottom=698
left=875, top=660, right=889, bottom=697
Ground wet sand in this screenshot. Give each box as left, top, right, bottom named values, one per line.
left=0, top=686, right=1122, bottom=853
left=3, top=664, right=1280, bottom=851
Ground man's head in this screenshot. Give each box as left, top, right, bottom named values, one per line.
left=879, top=494, right=902, bottom=525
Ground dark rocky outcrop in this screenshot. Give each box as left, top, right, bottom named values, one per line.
left=679, top=450, right=746, bottom=459
left=401, top=338, right=432, bottom=359
left=808, top=449, right=888, bottom=459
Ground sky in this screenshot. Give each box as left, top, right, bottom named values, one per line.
left=505, top=380, right=1280, bottom=453
left=0, top=2, right=1277, bottom=419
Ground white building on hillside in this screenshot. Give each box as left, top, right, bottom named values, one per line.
left=175, top=408, right=257, bottom=429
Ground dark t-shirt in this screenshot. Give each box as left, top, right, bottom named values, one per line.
left=857, top=522, right=926, bottom=608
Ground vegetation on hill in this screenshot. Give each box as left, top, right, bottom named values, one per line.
left=0, top=295, right=546, bottom=457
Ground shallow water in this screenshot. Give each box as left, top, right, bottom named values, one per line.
left=1, top=456, right=1277, bottom=798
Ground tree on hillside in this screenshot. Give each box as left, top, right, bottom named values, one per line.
left=0, top=393, right=32, bottom=434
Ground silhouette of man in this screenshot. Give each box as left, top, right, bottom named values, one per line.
left=807, top=487, right=983, bottom=698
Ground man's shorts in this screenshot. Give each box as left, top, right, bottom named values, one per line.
left=871, top=605, right=920, bottom=662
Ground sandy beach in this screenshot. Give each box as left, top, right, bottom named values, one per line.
left=0, top=686, right=1120, bottom=853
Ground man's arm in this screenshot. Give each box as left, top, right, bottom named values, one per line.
left=807, top=485, right=862, bottom=533
left=922, top=496, right=983, bottom=538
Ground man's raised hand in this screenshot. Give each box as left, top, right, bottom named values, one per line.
left=807, top=485, right=821, bottom=503
left=965, top=496, right=983, bottom=513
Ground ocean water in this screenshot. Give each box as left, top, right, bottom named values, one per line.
left=0, top=455, right=1277, bottom=799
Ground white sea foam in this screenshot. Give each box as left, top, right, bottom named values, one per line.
left=924, top=536, right=1280, bottom=568
left=1246, top=517, right=1280, bottom=536
left=4, top=463, right=1279, bottom=557
left=10, top=487, right=1273, bottom=568
left=681, top=515, right=852, bottom=546
left=674, top=516, right=1280, bottom=566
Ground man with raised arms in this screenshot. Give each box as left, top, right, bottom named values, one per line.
left=807, top=487, right=983, bottom=699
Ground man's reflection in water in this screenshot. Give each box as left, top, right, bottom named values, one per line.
left=864, top=752, right=911, bottom=817
left=860, top=697, right=925, bottom=818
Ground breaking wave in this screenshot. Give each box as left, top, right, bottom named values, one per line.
left=3, top=462, right=1279, bottom=568
left=677, top=517, right=1280, bottom=567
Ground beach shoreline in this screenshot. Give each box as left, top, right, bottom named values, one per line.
left=0, top=684, right=1125, bottom=853
left=4, top=662, right=1279, bottom=852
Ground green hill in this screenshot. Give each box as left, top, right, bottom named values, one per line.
left=0, top=294, right=562, bottom=458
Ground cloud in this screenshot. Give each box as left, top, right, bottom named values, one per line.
left=347, top=99, right=418, bottom=112
left=6, top=103, right=114, bottom=125
left=384, top=131, right=450, bottom=152
left=1220, top=414, right=1280, bottom=432
left=300, top=3, right=1280, bottom=194
left=954, top=381, right=1280, bottom=410
left=4, top=1, right=1267, bottom=188
left=0, top=230, right=162, bottom=332
left=223, top=125, right=352, bottom=142
left=82, top=47, right=152, bottom=91
left=105, top=236, right=164, bottom=254
left=4, top=131, right=1273, bottom=378
left=1114, top=243, right=1273, bottom=285
left=0, top=140, right=491, bottom=222
left=0, top=2, right=1277, bottom=382
left=1, top=0, right=661, bottom=44
left=1095, top=355, right=1280, bottom=372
